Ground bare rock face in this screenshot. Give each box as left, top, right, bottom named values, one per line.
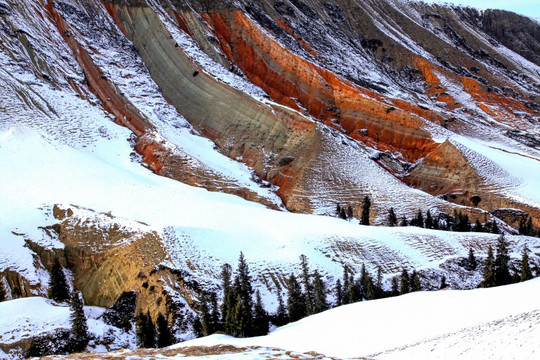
left=51, top=205, right=194, bottom=320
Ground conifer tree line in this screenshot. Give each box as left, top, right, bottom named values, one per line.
left=335, top=195, right=372, bottom=225
left=480, top=235, right=536, bottom=288
left=388, top=208, right=508, bottom=234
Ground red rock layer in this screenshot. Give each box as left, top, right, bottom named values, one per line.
left=202, top=10, right=438, bottom=162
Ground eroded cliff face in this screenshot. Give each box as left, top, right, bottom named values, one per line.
left=51, top=205, right=194, bottom=320
left=18, top=0, right=534, bottom=226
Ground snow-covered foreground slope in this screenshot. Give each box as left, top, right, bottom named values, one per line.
left=175, top=278, right=540, bottom=360
left=0, top=297, right=134, bottom=359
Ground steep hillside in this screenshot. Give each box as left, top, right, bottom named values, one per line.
left=0, top=0, right=540, bottom=357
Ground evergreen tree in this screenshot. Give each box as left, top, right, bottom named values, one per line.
left=425, top=210, right=434, bottom=229
left=312, top=270, right=328, bottom=314
left=192, top=315, right=203, bottom=338
left=473, top=220, right=484, bottom=232
left=146, top=311, right=156, bottom=348
left=49, top=258, right=70, bottom=302
left=227, top=252, right=254, bottom=337
left=230, top=293, right=251, bottom=337
left=400, top=269, right=410, bottom=295
left=440, top=275, right=447, bottom=289
left=156, top=313, right=173, bottom=348
left=299, top=255, right=314, bottom=315
left=481, top=246, right=496, bottom=288
left=361, top=196, right=371, bottom=225
left=491, top=221, right=500, bottom=234
left=387, top=207, right=397, bottom=227
left=199, top=294, right=213, bottom=336
left=400, top=216, right=408, bottom=227
left=467, top=247, right=477, bottom=270
left=391, top=277, right=399, bottom=296
left=252, top=290, right=269, bottom=336
left=274, top=290, right=288, bottom=326
left=0, top=278, right=6, bottom=302
left=336, top=204, right=342, bottom=217
left=374, top=267, right=383, bottom=299
left=494, top=234, right=511, bottom=286
left=520, top=246, right=533, bottom=282
left=335, top=278, right=343, bottom=307
left=342, top=266, right=351, bottom=305
left=410, top=270, right=421, bottom=292
left=349, top=275, right=362, bottom=303
left=209, top=292, right=221, bottom=332
left=220, top=263, right=233, bottom=325
left=454, top=211, right=471, bottom=232
left=69, top=291, right=89, bottom=351
left=286, top=273, right=306, bottom=322
left=359, top=264, right=374, bottom=300
left=347, top=206, right=354, bottom=220
left=411, top=209, right=424, bottom=228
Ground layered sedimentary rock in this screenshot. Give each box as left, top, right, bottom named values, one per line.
left=51, top=205, right=193, bottom=319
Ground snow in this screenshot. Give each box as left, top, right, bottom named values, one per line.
left=452, top=135, right=540, bottom=207
left=0, top=297, right=135, bottom=355
left=0, top=297, right=70, bottom=345
left=175, top=278, right=540, bottom=359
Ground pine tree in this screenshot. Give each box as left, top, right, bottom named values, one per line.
left=230, top=293, right=251, bottom=337
left=359, top=264, right=374, bottom=300
left=299, top=255, right=314, bottom=315
left=391, top=277, right=399, bottom=296
left=200, top=294, right=213, bottom=336
left=145, top=311, right=156, bottom=348
left=335, top=278, right=343, bottom=307
left=387, top=207, right=397, bottom=227
left=136, top=312, right=156, bottom=348
left=274, top=290, right=288, bottom=326
left=467, top=247, right=477, bottom=270
left=491, top=221, right=500, bottom=234
left=410, top=270, right=421, bottom=292
left=192, top=316, right=203, bottom=338
left=312, top=270, right=328, bottom=314
left=0, top=278, right=6, bottom=302
left=347, top=206, right=354, bottom=220
left=227, top=252, right=254, bottom=337
left=49, top=258, right=70, bottom=302
left=220, top=263, right=233, bottom=325
left=473, top=220, right=484, bottom=232
left=520, top=246, right=533, bottom=282
left=400, top=216, right=408, bottom=227
left=411, top=209, right=424, bottom=228
left=494, top=234, right=511, bottom=286
left=342, top=266, right=351, bottom=305
left=361, top=195, right=371, bottom=225
left=400, top=269, right=410, bottom=295
left=209, top=292, right=221, bottom=332
left=69, top=291, right=89, bottom=351
left=425, top=210, right=434, bottom=229
left=349, top=275, right=362, bottom=302
left=336, top=204, right=342, bottom=217
left=374, top=267, right=383, bottom=299
left=156, top=313, right=173, bottom=348
left=481, top=245, right=496, bottom=288
left=440, top=275, right=447, bottom=289
left=286, top=273, right=306, bottom=322
left=252, top=290, right=269, bottom=336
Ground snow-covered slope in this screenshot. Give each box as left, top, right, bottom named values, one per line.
left=174, top=278, right=540, bottom=359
